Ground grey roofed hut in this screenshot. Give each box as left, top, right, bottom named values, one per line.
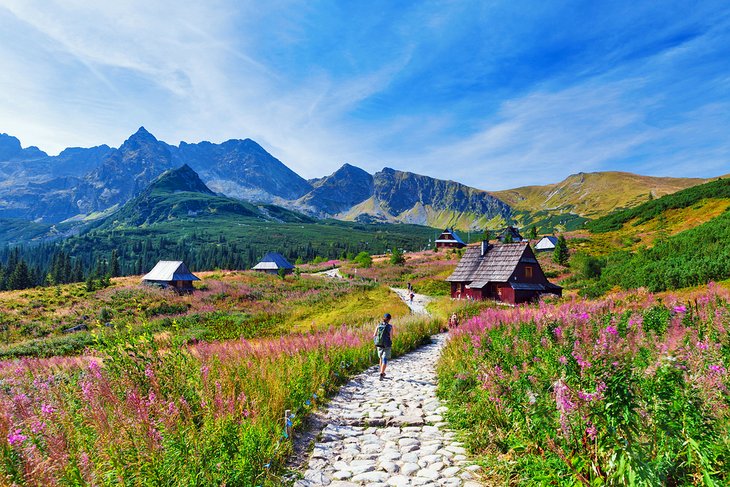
left=252, top=252, right=295, bottom=275
left=142, top=261, right=200, bottom=291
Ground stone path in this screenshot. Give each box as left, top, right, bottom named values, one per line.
left=391, top=288, right=432, bottom=316
left=318, top=268, right=345, bottom=279
left=295, top=334, right=483, bottom=486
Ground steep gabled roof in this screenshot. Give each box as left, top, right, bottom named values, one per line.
left=447, top=242, right=530, bottom=286
left=468, top=243, right=528, bottom=288
left=435, top=228, right=466, bottom=245
left=142, top=261, right=200, bottom=282
left=496, top=226, right=524, bottom=242
left=445, top=246, right=483, bottom=282
left=252, top=252, right=295, bottom=271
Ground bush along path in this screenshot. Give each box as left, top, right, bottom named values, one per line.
left=293, top=333, right=483, bottom=486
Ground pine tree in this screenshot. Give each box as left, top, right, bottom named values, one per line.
left=8, top=260, right=33, bottom=290
left=529, top=226, right=538, bottom=240
left=110, top=250, right=120, bottom=277
left=553, top=235, right=569, bottom=266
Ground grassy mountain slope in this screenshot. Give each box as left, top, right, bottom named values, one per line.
left=586, top=177, right=730, bottom=233
left=493, top=171, right=707, bottom=219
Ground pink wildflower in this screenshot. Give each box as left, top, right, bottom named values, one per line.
left=558, top=356, right=568, bottom=365
left=7, top=429, right=27, bottom=446
left=673, top=305, right=687, bottom=314
left=586, top=424, right=598, bottom=441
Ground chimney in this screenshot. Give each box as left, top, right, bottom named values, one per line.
left=481, top=240, right=489, bottom=256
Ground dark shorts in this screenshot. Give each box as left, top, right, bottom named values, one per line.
left=377, top=346, right=392, bottom=360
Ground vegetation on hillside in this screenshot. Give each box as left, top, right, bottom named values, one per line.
left=587, top=177, right=730, bottom=233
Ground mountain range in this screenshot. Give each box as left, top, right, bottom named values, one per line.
left=0, top=128, right=717, bottom=238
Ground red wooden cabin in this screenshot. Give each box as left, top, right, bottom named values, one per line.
left=446, top=241, right=561, bottom=304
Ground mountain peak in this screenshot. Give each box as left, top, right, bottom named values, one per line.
left=148, top=164, right=214, bottom=195
left=123, top=126, right=159, bottom=146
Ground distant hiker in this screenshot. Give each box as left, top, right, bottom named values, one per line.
left=448, top=313, right=459, bottom=329
left=374, top=313, right=393, bottom=381
left=407, top=282, right=412, bottom=292
left=409, top=292, right=415, bottom=303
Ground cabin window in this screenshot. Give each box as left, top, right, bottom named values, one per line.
left=525, top=266, right=533, bottom=279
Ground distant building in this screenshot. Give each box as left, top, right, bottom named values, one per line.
left=252, top=252, right=295, bottom=275
left=496, top=226, right=524, bottom=243
left=535, top=236, right=559, bottom=252
left=435, top=228, right=467, bottom=249
left=142, top=261, right=200, bottom=292
left=446, top=241, right=561, bottom=304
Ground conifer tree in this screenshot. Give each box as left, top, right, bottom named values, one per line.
left=110, top=250, right=120, bottom=277
left=553, top=235, right=569, bottom=266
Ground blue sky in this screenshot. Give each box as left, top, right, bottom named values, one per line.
left=0, top=1, right=728, bottom=190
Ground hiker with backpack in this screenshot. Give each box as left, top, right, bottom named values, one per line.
left=374, top=313, right=393, bottom=381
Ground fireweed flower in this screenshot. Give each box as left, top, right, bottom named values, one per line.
left=554, top=379, right=575, bottom=437
left=41, top=404, right=55, bottom=415
left=673, top=305, right=687, bottom=314
left=7, top=429, right=27, bottom=446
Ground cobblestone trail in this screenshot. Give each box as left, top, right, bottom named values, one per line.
left=296, top=334, right=482, bottom=486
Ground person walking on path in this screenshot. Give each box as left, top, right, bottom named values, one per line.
left=373, top=313, right=393, bottom=381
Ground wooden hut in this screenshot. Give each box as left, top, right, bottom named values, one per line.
left=252, top=252, right=295, bottom=275
left=142, top=261, right=200, bottom=292
left=435, top=228, right=466, bottom=249
left=535, top=236, right=558, bottom=252
left=496, top=226, right=524, bottom=243
left=446, top=241, right=561, bottom=304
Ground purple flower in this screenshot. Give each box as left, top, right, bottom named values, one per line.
left=673, top=305, right=687, bottom=314
left=553, top=327, right=563, bottom=337
left=41, top=404, right=55, bottom=415
left=605, top=325, right=618, bottom=336
left=586, top=424, right=598, bottom=441
left=558, top=356, right=568, bottom=365
left=7, top=429, right=27, bottom=446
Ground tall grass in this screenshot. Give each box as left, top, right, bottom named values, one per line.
left=0, top=315, right=441, bottom=485
left=438, top=284, right=730, bottom=485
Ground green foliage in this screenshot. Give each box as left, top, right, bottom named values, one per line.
left=592, top=210, right=730, bottom=292
left=353, top=251, right=372, bottom=268
left=552, top=234, right=569, bottom=266
left=570, top=252, right=605, bottom=280
left=390, top=248, right=405, bottom=265
left=588, top=177, right=730, bottom=233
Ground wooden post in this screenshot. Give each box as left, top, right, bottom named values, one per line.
left=284, top=409, right=292, bottom=438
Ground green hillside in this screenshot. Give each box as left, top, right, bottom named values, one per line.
left=565, top=178, right=730, bottom=295
left=587, top=177, right=730, bottom=233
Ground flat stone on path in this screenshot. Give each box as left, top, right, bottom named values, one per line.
left=295, top=334, right=483, bottom=486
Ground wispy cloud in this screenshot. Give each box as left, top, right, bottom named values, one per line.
left=0, top=0, right=728, bottom=190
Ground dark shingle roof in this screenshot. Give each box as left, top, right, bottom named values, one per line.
left=445, top=246, right=483, bottom=282
left=447, top=242, right=528, bottom=287
left=252, top=252, right=295, bottom=271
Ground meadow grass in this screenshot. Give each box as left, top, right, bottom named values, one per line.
left=438, top=284, right=730, bottom=485
left=0, top=313, right=442, bottom=485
